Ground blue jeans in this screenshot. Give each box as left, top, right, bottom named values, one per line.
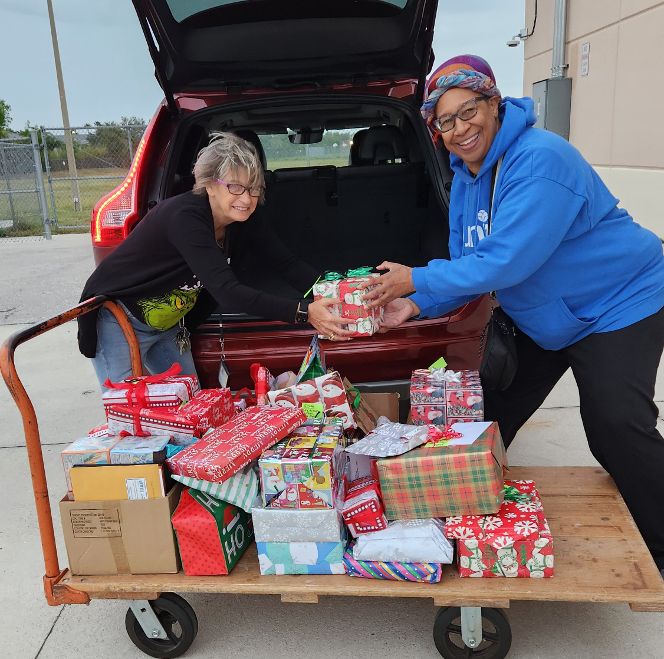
left=91, top=305, right=197, bottom=389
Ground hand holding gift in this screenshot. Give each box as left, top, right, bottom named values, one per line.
left=307, top=296, right=355, bottom=342
left=361, top=261, right=415, bottom=309
left=378, top=298, right=421, bottom=332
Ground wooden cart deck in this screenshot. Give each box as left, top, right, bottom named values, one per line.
left=60, top=466, right=664, bottom=612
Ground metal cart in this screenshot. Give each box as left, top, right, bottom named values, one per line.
left=3, top=297, right=664, bottom=659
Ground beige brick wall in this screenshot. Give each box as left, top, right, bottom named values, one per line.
left=523, top=0, right=664, bottom=236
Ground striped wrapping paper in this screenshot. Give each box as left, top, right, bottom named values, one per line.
left=170, top=465, right=258, bottom=512
left=343, top=544, right=442, bottom=583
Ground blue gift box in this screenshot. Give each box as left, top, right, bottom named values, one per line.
left=256, top=541, right=346, bottom=575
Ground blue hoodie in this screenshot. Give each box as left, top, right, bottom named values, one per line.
left=411, top=97, right=664, bottom=350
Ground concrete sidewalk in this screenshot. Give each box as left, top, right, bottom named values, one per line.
left=1, top=235, right=663, bottom=658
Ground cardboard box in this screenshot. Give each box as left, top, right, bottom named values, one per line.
left=344, top=379, right=400, bottom=435
left=59, top=484, right=181, bottom=575
left=375, top=421, right=507, bottom=519
left=70, top=464, right=166, bottom=501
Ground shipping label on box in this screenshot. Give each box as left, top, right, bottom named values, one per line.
left=445, top=480, right=554, bottom=578
left=167, top=406, right=306, bottom=484
left=70, top=463, right=166, bottom=501
left=59, top=485, right=181, bottom=575
left=376, top=421, right=506, bottom=519
left=171, top=487, right=254, bottom=576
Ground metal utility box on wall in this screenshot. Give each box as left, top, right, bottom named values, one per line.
left=532, top=78, right=572, bottom=140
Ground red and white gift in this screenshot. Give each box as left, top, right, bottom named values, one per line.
left=342, top=476, right=388, bottom=537
left=167, top=406, right=306, bottom=483
left=444, top=479, right=554, bottom=578
left=102, top=363, right=200, bottom=411
left=266, top=370, right=356, bottom=430
left=107, top=388, right=234, bottom=442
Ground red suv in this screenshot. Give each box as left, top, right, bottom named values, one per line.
left=90, top=0, right=489, bottom=396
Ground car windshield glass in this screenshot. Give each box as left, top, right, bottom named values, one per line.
left=166, top=0, right=408, bottom=23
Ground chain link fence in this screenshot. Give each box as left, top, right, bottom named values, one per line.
left=0, top=124, right=145, bottom=238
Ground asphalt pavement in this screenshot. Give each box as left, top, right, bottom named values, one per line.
left=0, top=234, right=663, bottom=659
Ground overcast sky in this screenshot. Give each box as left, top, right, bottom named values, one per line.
left=0, top=0, right=526, bottom=130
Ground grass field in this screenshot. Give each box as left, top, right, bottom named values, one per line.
left=0, top=157, right=350, bottom=237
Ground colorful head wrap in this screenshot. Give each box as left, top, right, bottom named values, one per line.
left=421, top=54, right=501, bottom=126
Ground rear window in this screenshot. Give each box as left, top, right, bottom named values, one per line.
left=166, top=0, right=408, bottom=23
left=260, top=129, right=364, bottom=170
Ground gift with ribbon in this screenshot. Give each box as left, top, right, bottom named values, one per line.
left=107, top=388, right=235, bottom=441
left=341, top=476, right=388, bottom=537
left=444, top=479, right=554, bottom=578
left=102, top=363, right=199, bottom=412
left=312, top=266, right=384, bottom=337
left=266, top=370, right=357, bottom=430
left=410, top=367, right=484, bottom=426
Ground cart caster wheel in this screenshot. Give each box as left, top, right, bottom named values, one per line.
left=433, top=607, right=512, bottom=659
left=125, top=593, right=198, bottom=658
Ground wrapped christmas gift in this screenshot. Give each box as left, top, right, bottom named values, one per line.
left=109, top=436, right=170, bottom=464
left=107, top=388, right=235, bottom=442
left=266, top=370, right=356, bottom=430
left=103, top=363, right=199, bottom=411
left=341, top=476, right=388, bottom=537
left=251, top=506, right=345, bottom=543
left=353, top=518, right=454, bottom=564
left=444, top=479, right=554, bottom=578
left=171, top=487, right=253, bottom=576
left=410, top=368, right=483, bottom=426
left=343, top=543, right=443, bottom=583
left=61, top=435, right=120, bottom=491
left=258, top=424, right=344, bottom=509
left=167, top=406, right=306, bottom=483
left=345, top=421, right=428, bottom=457
left=375, top=421, right=506, bottom=519
left=170, top=464, right=258, bottom=513
left=257, top=541, right=346, bottom=575
left=312, top=267, right=384, bottom=337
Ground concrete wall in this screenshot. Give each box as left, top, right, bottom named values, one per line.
left=523, top=0, right=664, bottom=237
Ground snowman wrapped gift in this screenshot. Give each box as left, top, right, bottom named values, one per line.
left=312, top=267, right=384, bottom=337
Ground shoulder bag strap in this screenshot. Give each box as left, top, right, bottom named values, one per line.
left=487, top=156, right=503, bottom=301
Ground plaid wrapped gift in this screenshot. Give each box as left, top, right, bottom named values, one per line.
left=266, top=370, right=356, bottom=430
left=444, top=479, right=554, bottom=578
left=375, top=421, right=506, bottom=519
left=312, top=268, right=384, bottom=337
left=410, top=368, right=483, bottom=426
left=167, top=406, right=306, bottom=483
left=107, top=388, right=235, bottom=442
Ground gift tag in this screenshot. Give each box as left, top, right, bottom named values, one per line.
left=218, top=360, right=230, bottom=388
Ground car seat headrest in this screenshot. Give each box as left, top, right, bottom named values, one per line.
left=357, top=125, right=409, bottom=165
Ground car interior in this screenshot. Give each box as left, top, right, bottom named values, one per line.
left=162, top=99, right=451, bottom=301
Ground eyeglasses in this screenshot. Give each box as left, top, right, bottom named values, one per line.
left=215, top=179, right=264, bottom=197
left=432, top=96, right=489, bottom=133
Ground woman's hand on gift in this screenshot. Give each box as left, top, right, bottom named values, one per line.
left=362, top=261, right=415, bottom=308
left=307, top=297, right=354, bottom=341
left=378, top=298, right=421, bottom=332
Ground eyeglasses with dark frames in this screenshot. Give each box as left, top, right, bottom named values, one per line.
left=214, top=179, right=264, bottom=197
left=433, top=96, right=489, bottom=133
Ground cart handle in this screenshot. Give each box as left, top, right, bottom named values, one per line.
left=0, top=296, right=142, bottom=605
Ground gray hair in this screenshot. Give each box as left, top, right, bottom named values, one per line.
left=192, top=131, right=265, bottom=202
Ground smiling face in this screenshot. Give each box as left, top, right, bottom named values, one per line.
left=205, top=167, right=258, bottom=229
left=435, top=88, right=501, bottom=175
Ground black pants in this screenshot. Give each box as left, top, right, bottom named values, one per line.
left=484, top=307, right=664, bottom=569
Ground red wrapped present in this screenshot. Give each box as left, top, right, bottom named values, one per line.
left=266, top=370, right=356, bottom=430
left=342, top=477, right=388, bottom=537
left=410, top=368, right=483, bottom=426
left=103, top=363, right=199, bottom=411
left=107, top=388, right=234, bottom=442
left=312, top=268, right=384, bottom=337
left=167, top=406, right=306, bottom=483
left=171, top=487, right=253, bottom=575
left=250, top=363, right=275, bottom=406
left=444, top=479, right=554, bottom=578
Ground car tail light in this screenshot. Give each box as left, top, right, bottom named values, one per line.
left=90, top=136, right=147, bottom=247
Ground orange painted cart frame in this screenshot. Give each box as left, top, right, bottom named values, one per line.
left=3, top=297, right=664, bottom=658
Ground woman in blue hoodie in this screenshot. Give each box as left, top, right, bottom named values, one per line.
left=365, top=55, right=664, bottom=572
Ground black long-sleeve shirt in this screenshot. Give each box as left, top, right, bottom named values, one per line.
left=78, top=191, right=318, bottom=358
